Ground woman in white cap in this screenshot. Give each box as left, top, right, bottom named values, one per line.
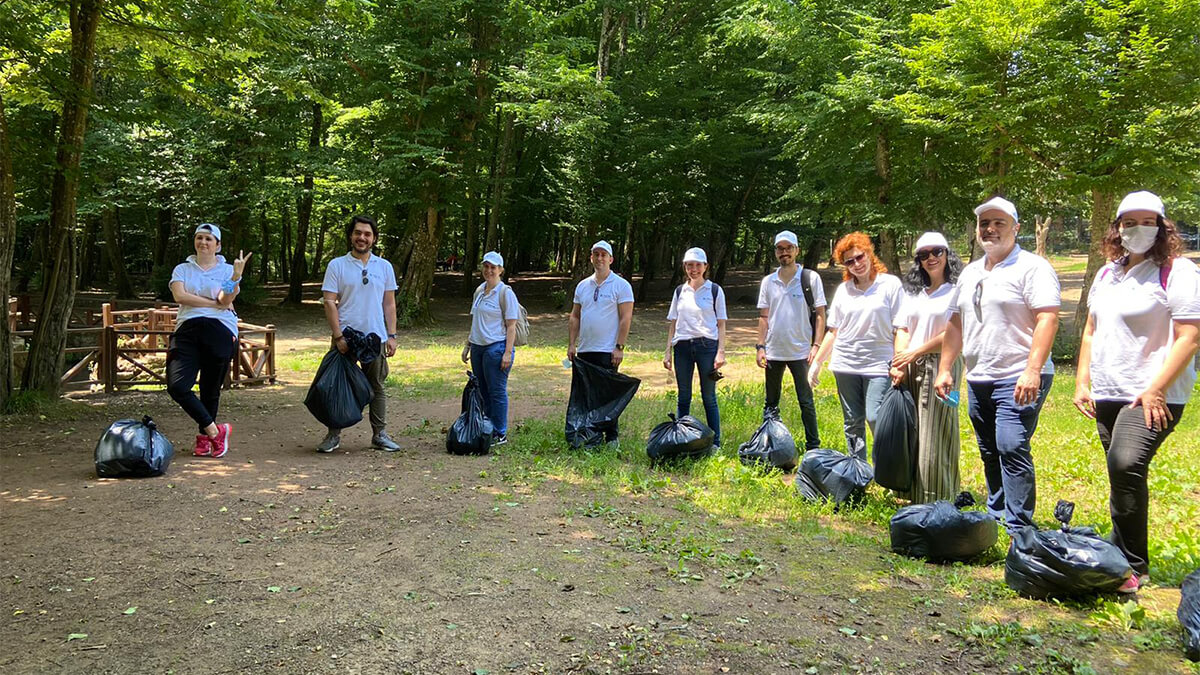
left=890, top=232, right=964, bottom=502
left=809, top=232, right=904, bottom=460
left=167, top=223, right=252, bottom=458
left=1073, top=190, right=1200, bottom=593
left=664, top=247, right=728, bottom=446
left=461, top=251, right=520, bottom=446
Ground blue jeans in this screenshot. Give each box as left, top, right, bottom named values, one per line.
left=673, top=337, right=720, bottom=445
left=967, top=375, right=1053, bottom=533
left=470, top=341, right=513, bottom=435
left=833, top=372, right=890, bottom=460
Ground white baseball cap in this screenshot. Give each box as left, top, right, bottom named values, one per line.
left=973, top=196, right=1019, bottom=223
left=195, top=223, right=222, bottom=241
left=482, top=251, right=504, bottom=267
left=591, top=240, right=613, bottom=256
left=913, top=231, right=950, bottom=254
left=774, top=230, right=798, bottom=247
left=1116, top=191, right=1165, bottom=219
left=682, top=247, right=707, bottom=264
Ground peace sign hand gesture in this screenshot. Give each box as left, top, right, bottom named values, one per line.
left=232, top=250, right=253, bottom=279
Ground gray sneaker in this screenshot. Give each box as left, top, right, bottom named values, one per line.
left=371, top=430, right=401, bottom=452
left=316, top=430, right=341, bottom=454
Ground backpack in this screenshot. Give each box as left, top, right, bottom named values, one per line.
left=475, top=282, right=530, bottom=346
left=799, top=267, right=820, bottom=338
left=674, top=281, right=723, bottom=315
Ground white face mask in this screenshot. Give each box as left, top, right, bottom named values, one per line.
left=1120, top=225, right=1158, bottom=255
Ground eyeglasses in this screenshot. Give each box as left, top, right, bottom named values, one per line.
left=775, top=245, right=796, bottom=253
left=362, top=268, right=369, bottom=286
left=973, top=280, right=985, bottom=322
left=915, top=247, right=946, bottom=262
left=842, top=252, right=867, bottom=267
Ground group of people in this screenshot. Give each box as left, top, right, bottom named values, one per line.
left=165, top=191, right=1198, bottom=595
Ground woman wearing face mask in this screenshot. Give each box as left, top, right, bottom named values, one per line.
left=664, top=247, right=728, bottom=447
left=1073, top=191, right=1200, bottom=593
left=461, top=251, right=520, bottom=447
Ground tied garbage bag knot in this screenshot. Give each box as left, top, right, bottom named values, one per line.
left=1004, top=499, right=1133, bottom=599
left=873, top=383, right=916, bottom=491
left=447, top=371, right=494, bottom=456
left=796, top=448, right=873, bottom=507
left=737, top=407, right=798, bottom=472
left=304, top=348, right=373, bottom=429
left=341, top=327, right=381, bottom=365
left=889, top=491, right=998, bottom=562
left=646, top=414, right=714, bottom=463
left=564, top=358, right=640, bottom=448
left=1180, top=568, right=1200, bottom=662
left=94, top=416, right=175, bottom=478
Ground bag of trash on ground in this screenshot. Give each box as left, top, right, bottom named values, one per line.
left=447, top=371, right=494, bottom=456
left=737, top=407, right=798, bottom=472
left=889, top=491, right=998, bottom=562
left=94, top=416, right=175, bottom=478
left=873, top=384, right=916, bottom=491
left=565, top=358, right=641, bottom=448
left=646, top=414, right=714, bottom=462
left=305, top=349, right=373, bottom=429
left=1004, top=500, right=1133, bottom=599
left=795, top=448, right=873, bottom=505
left=1180, top=568, right=1200, bottom=662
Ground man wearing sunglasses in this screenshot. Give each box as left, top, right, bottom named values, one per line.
left=567, top=241, right=635, bottom=445
left=935, top=197, right=1060, bottom=533
left=317, top=214, right=401, bottom=453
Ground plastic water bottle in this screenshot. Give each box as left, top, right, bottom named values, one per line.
left=943, top=390, right=960, bottom=408
left=562, top=358, right=572, bottom=370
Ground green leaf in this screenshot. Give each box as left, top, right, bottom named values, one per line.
left=267, top=586, right=282, bottom=593
left=66, top=633, right=88, bottom=642
left=123, top=606, right=137, bottom=615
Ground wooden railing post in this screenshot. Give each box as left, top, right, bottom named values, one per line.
left=266, top=325, right=276, bottom=383
left=104, top=326, right=117, bottom=394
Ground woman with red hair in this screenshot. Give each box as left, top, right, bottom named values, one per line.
left=809, top=232, right=904, bottom=459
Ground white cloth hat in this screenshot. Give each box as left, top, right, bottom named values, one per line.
left=482, top=251, right=504, bottom=267
left=1116, top=191, right=1165, bottom=219
left=682, top=247, right=707, bottom=264
left=195, top=223, right=222, bottom=241
left=774, top=230, right=798, bottom=247
left=913, top=231, right=950, bottom=254
left=973, top=196, right=1019, bottom=223
left=591, top=240, right=613, bottom=256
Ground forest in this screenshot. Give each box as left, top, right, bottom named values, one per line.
left=2, top=0, right=1199, bottom=401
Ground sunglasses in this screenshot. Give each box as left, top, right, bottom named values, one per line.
left=593, top=285, right=602, bottom=303
left=973, top=280, right=984, bottom=322
left=842, top=252, right=867, bottom=267
left=362, top=268, right=369, bottom=286
left=915, top=247, right=946, bottom=262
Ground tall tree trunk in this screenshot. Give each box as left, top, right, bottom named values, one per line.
left=103, top=206, right=135, bottom=297
left=24, top=0, right=101, bottom=395
left=280, top=199, right=292, bottom=283
left=285, top=102, right=321, bottom=303
left=1073, top=189, right=1115, bottom=337
left=153, top=200, right=172, bottom=269
left=257, top=201, right=270, bottom=283
left=1034, top=215, right=1051, bottom=258
left=462, top=157, right=481, bottom=294
left=78, top=213, right=97, bottom=289
left=396, top=183, right=443, bottom=325
left=312, top=214, right=331, bottom=278
left=485, top=112, right=514, bottom=252
left=0, top=92, right=17, bottom=408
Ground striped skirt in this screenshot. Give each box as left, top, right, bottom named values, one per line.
left=897, top=353, right=963, bottom=503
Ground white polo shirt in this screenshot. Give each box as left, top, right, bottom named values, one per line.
left=757, top=266, right=827, bottom=361
left=171, top=255, right=239, bottom=337
left=321, top=252, right=398, bottom=341
left=574, top=272, right=635, bottom=353
left=1087, top=257, right=1200, bottom=404
left=951, top=245, right=1060, bottom=382
left=826, top=273, right=904, bottom=376
left=897, top=282, right=957, bottom=347
left=667, top=280, right=727, bottom=344
left=469, top=282, right=521, bottom=346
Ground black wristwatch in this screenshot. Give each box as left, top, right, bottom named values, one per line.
left=755, top=344, right=766, bottom=351
left=615, top=343, right=625, bottom=351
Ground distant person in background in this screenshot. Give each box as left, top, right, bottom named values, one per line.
left=167, top=223, right=251, bottom=458
left=664, top=247, right=728, bottom=447
left=462, top=251, right=520, bottom=447
left=936, top=197, right=1059, bottom=533
left=891, top=232, right=964, bottom=502
left=567, top=241, right=634, bottom=446
left=1073, top=190, right=1200, bottom=593
left=756, top=230, right=825, bottom=451
left=809, top=232, right=904, bottom=460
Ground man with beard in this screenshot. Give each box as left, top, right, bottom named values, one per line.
left=755, top=230, right=826, bottom=450
left=316, top=215, right=401, bottom=453
left=935, top=197, right=1060, bottom=532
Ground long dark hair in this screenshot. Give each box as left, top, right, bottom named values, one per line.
left=1101, top=214, right=1184, bottom=267
left=902, top=248, right=964, bottom=294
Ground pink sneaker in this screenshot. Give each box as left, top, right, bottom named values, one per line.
left=193, top=434, right=213, bottom=457
left=1116, top=573, right=1141, bottom=594
left=210, top=423, right=232, bottom=458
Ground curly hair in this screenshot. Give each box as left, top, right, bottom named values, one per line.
left=834, top=232, right=887, bottom=282
left=902, top=248, right=964, bottom=294
left=1101, top=215, right=1184, bottom=266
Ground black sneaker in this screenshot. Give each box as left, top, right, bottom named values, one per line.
left=491, top=433, right=508, bottom=447
left=316, top=430, right=341, bottom=454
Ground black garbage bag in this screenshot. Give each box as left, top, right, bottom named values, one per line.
left=1180, top=568, right=1200, bottom=662
left=447, top=371, right=495, bottom=456
left=342, top=327, right=381, bottom=365
left=873, top=384, right=916, bottom=491
left=565, top=358, right=641, bottom=448
left=304, top=349, right=373, bottom=429
left=738, top=408, right=798, bottom=472
left=94, top=416, right=175, bottom=478
left=646, top=414, right=715, bottom=462
left=1004, top=499, right=1133, bottom=599
left=889, top=491, right=998, bottom=562
left=796, top=448, right=873, bottom=505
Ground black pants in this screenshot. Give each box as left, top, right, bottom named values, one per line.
left=764, top=359, right=820, bottom=450
left=575, top=351, right=619, bottom=440
left=166, top=318, right=237, bottom=432
left=1095, top=399, right=1185, bottom=576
